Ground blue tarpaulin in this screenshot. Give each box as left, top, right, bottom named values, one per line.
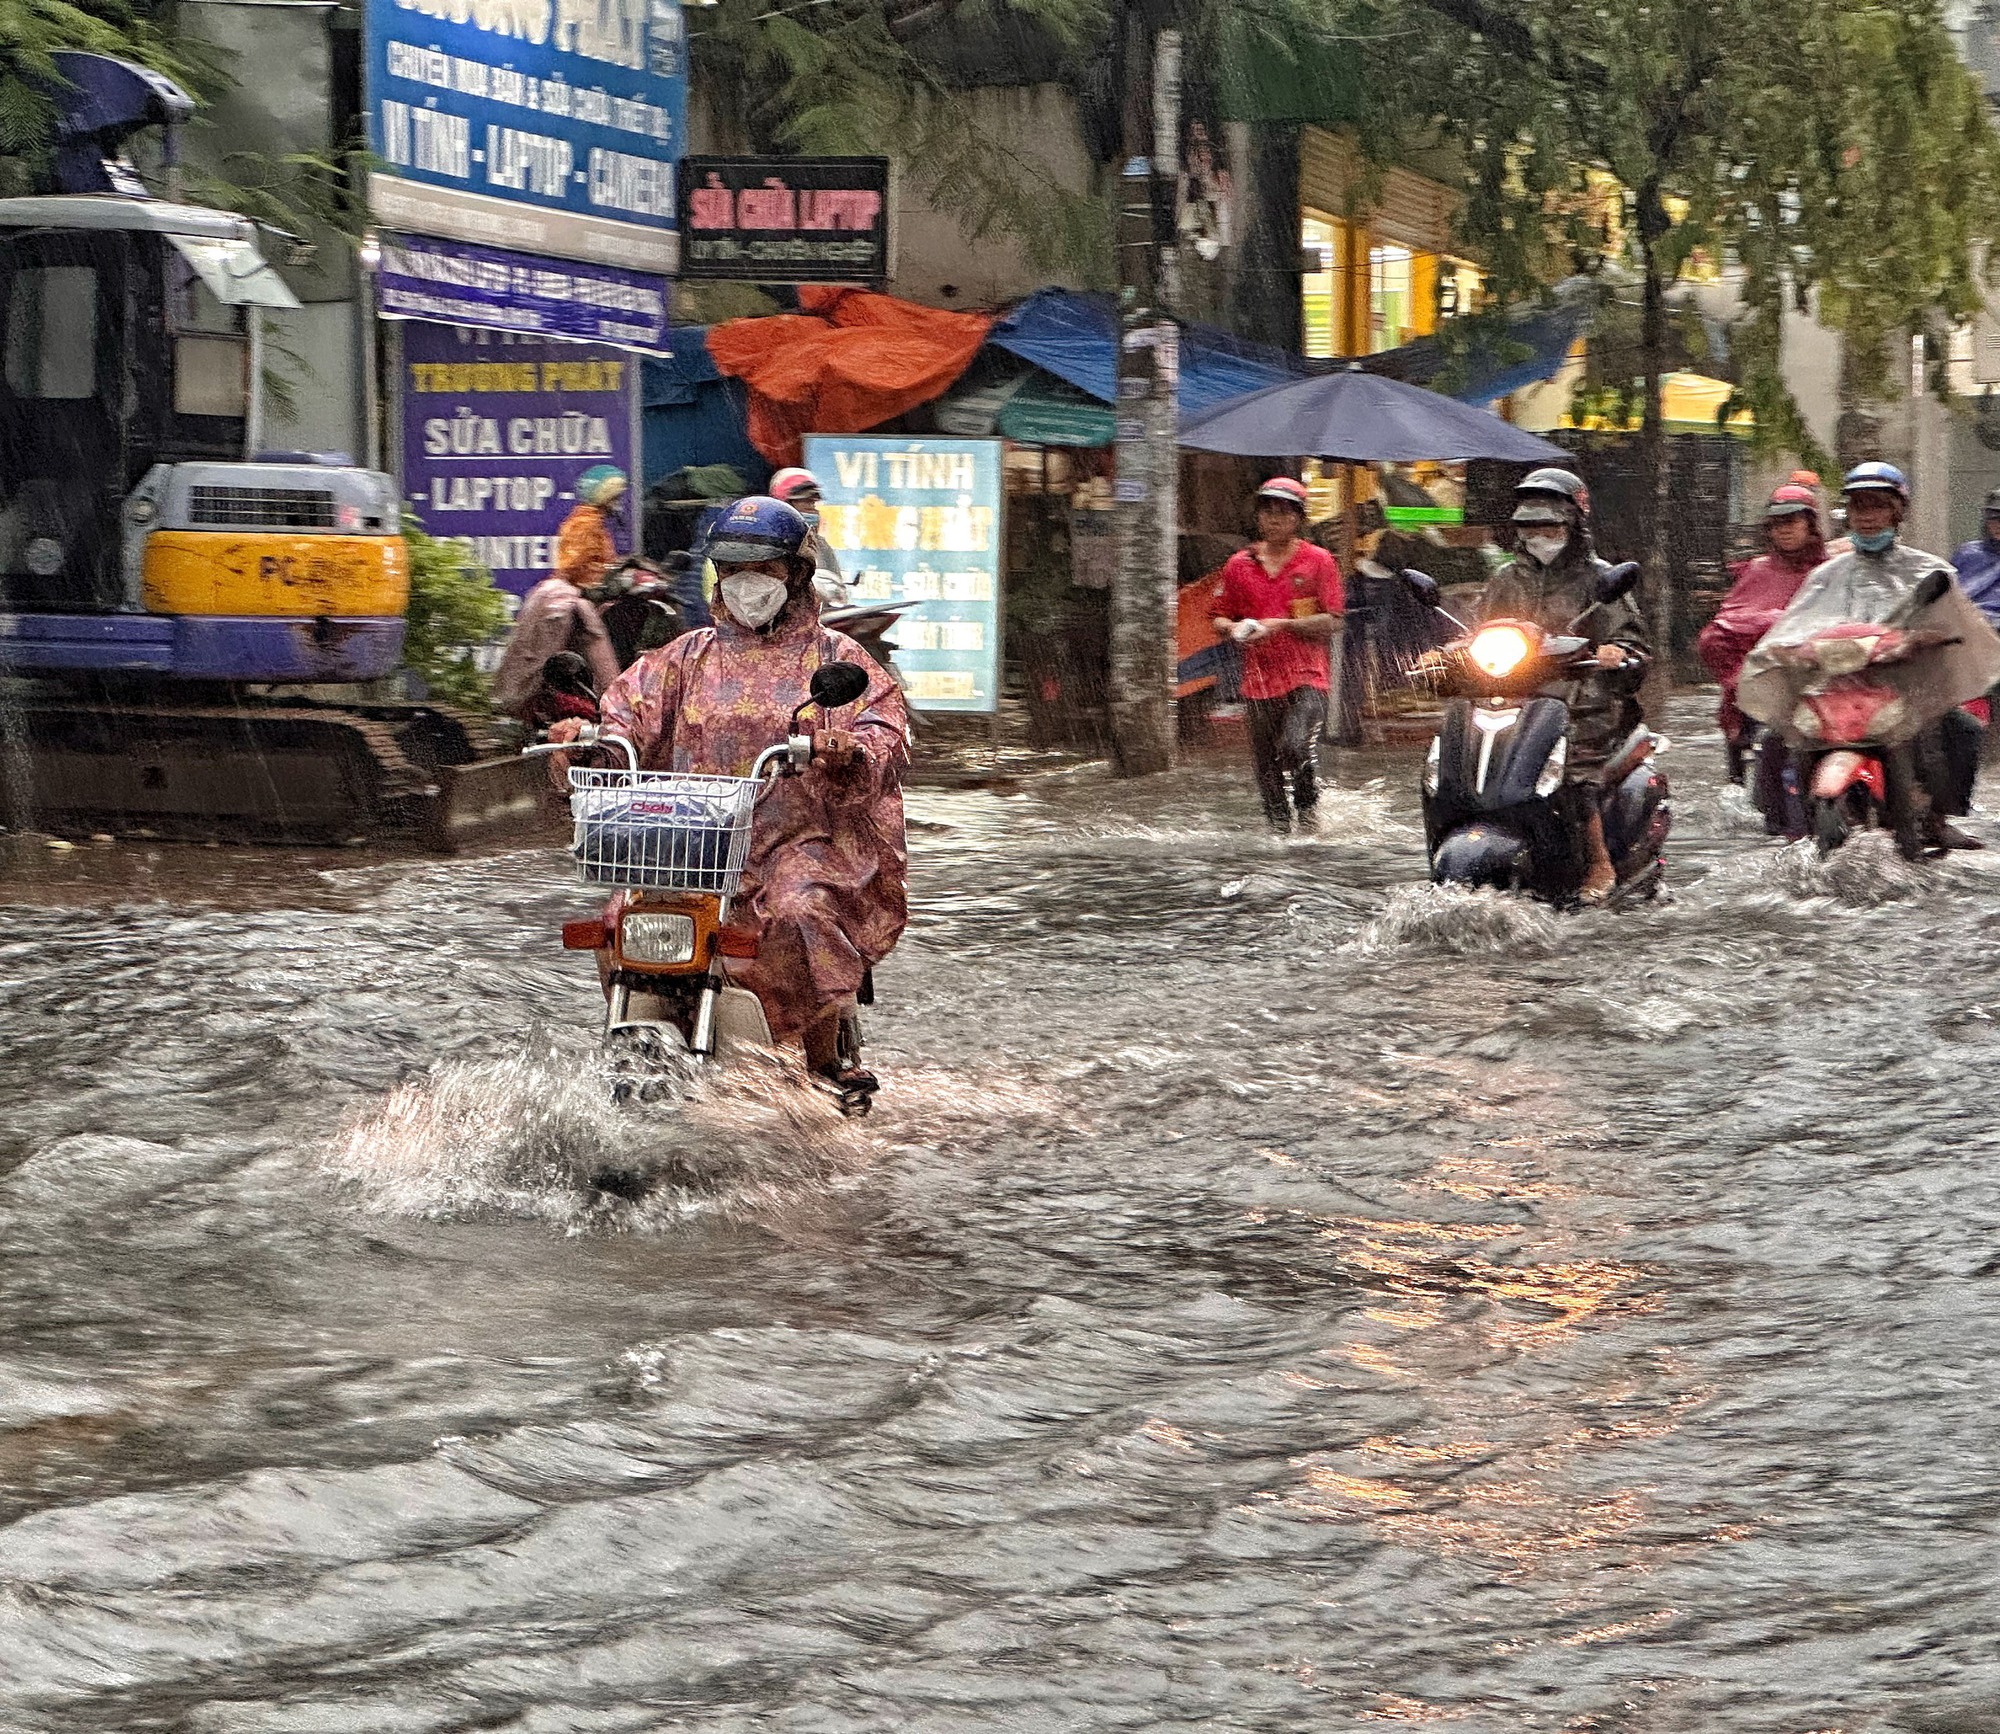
left=641, top=335, right=766, bottom=492
left=988, top=289, right=1309, bottom=417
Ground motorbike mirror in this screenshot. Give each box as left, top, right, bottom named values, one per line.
left=1595, top=562, right=1641, bottom=605
left=1911, top=568, right=1951, bottom=610
left=1402, top=568, right=1443, bottom=609
left=808, top=661, right=871, bottom=711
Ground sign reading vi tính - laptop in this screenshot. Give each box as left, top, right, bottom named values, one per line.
left=803, top=436, right=1001, bottom=713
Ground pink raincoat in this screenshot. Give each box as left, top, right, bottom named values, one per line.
left=1697, top=537, right=1823, bottom=741
left=597, top=594, right=910, bottom=1038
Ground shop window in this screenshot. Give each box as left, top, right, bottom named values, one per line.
left=1301, top=214, right=1340, bottom=360
left=1370, top=245, right=1413, bottom=353
left=5, top=267, right=97, bottom=400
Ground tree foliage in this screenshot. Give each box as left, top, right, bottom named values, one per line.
left=400, top=517, right=509, bottom=710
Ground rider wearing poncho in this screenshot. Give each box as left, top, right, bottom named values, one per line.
left=1739, top=462, right=2000, bottom=847
left=551, top=496, right=909, bottom=1083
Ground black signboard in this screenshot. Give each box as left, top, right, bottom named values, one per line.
left=677, top=156, right=892, bottom=285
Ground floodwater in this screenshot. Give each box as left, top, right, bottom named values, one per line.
left=4, top=698, right=2000, bottom=1731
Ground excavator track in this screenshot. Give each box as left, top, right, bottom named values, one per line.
left=0, top=698, right=553, bottom=847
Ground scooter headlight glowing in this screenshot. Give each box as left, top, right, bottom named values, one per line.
left=1535, top=732, right=1568, bottom=797
left=1467, top=624, right=1534, bottom=679
left=619, top=912, right=697, bottom=966
left=1423, top=734, right=1441, bottom=795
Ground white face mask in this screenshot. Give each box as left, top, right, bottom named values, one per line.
left=1521, top=530, right=1569, bottom=567
left=720, top=573, right=789, bottom=629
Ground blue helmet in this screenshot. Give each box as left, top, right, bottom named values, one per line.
left=1841, top=461, right=1909, bottom=506
left=705, top=494, right=811, bottom=567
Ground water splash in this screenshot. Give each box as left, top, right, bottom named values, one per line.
left=322, top=1044, right=875, bottom=1234
left=1716, top=831, right=1932, bottom=908
left=1347, top=883, right=1564, bottom=956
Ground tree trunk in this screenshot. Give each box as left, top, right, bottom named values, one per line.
left=1636, top=188, right=1673, bottom=712
left=1106, top=7, right=1178, bottom=778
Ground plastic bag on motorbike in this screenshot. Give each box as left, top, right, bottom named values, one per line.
left=1737, top=543, right=2000, bottom=746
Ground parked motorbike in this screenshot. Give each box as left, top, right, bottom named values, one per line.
left=522, top=660, right=878, bottom=1111
left=591, top=555, right=692, bottom=669
left=1749, top=567, right=1957, bottom=858
left=1405, top=562, right=1671, bottom=905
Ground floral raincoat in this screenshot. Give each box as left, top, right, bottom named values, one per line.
left=596, top=593, right=910, bottom=1038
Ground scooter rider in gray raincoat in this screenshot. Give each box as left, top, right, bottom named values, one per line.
left=1477, top=467, right=1652, bottom=902
left=1739, top=462, right=2000, bottom=850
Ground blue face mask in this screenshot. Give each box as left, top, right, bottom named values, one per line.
left=1853, top=527, right=1896, bottom=554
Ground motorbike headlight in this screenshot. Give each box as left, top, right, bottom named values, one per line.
left=619, top=912, right=697, bottom=966
left=1535, top=732, right=1568, bottom=797
left=1422, top=734, right=1441, bottom=795
left=1467, top=624, right=1534, bottom=679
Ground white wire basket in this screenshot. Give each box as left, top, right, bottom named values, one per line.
left=566, top=768, right=758, bottom=892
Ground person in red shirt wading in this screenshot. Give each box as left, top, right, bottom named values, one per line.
left=1209, top=477, right=1346, bottom=831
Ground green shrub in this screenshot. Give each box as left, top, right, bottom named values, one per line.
left=400, top=516, right=509, bottom=709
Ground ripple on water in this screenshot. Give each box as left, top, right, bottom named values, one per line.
left=322, top=1044, right=874, bottom=1233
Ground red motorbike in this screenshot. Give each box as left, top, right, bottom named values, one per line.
left=1755, top=570, right=1965, bottom=856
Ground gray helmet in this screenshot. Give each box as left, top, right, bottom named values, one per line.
left=1983, top=486, right=2000, bottom=517
left=1511, top=466, right=1589, bottom=528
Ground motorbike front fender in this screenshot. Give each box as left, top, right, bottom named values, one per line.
left=1810, top=748, right=1887, bottom=804
left=1431, top=822, right=1533, bottom=890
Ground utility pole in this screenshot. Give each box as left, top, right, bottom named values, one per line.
left=1106, top=11, right=1180, bottom=778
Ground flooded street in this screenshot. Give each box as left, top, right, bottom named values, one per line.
left=5, top=698, right=2000, bottom=1732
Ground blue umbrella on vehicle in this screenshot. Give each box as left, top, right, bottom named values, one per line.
left=1177, top=362, right=1571, bottom=463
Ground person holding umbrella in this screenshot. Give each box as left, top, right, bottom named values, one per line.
left=1210, top=477, right=1346, bottom=832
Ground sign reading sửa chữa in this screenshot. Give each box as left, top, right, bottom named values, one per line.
left=803, top=436, right=1001, bottom=713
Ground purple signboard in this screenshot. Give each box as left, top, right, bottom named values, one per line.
left=379, top=233, right=671, bottom=350
left=399, top=320, right=638, bottom=600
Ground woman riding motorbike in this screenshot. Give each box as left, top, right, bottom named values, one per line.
left=1476, top=467, right=1652, bottom=903
left=547, top=496, right=910, bottom=1090
left=1740, top=462, right=2000, bottom=852
left=1698, top=483, right=1825, bottom=787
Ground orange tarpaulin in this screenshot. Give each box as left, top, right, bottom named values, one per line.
left=705, top=286, right=992, bottom=467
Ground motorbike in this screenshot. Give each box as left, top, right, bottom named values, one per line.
left=1404, top=562, right=1671, bottom=905
left=522, top=660, right=879, bottom=1112
left=592, top=555, right=693, bottom=669
left=1748, top=567, right=1958, bottom=858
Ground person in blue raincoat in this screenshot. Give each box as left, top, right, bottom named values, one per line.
left=1950, top=485, right=2000, bottom=629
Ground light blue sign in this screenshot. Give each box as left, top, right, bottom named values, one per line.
left=804, top=435, right=1003, bottom=714
left=366, top=0, right=687, bottom=272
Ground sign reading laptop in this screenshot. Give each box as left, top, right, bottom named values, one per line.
left=365, top=0, right=688, bottom=273
left=678, top=156, right=890, bottom=284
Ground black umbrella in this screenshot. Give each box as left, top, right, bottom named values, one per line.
left=1177, top=362, right=1570, bottom=463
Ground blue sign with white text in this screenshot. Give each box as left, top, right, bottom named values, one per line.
left=366, top=0, right=686, bottom=271
left=804, top=435, right=1003, bottom=714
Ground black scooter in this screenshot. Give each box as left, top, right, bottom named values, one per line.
left=1405, top=563, right=1670, bottom=905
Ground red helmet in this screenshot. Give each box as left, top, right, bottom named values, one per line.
left=1255, top=476, right=1309, bottom=509
left=1766, top=484, right=1818, bottom=519
left=769, top=467, right=822, bottom=505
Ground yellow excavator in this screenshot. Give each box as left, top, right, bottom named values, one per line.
left=0, top=52, right=530, bottom=843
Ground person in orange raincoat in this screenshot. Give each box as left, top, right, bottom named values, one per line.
left=549, top=496, right=908, bottom=1091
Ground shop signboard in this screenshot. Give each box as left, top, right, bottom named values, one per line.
left=379, top=232, right=670, bottom=349
left=365, top=0, right=687, bottom=273
left=679, top=156, right=890, bottom=284
left=804, top=435, right=1001, bottom=713
left=400, top=320, right=638, bottom=601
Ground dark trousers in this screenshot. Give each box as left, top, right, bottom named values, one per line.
left=1246, top=686, right=1327, bottom=826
